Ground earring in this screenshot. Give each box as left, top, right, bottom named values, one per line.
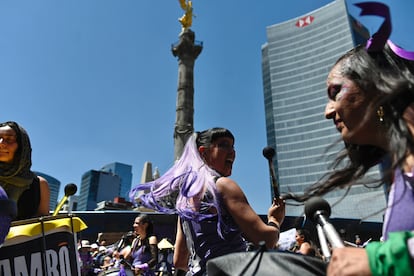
left=377, top=106, right=384, bottom=122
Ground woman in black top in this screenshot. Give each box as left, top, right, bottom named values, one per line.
left=0, top=121, right=50, bottom=220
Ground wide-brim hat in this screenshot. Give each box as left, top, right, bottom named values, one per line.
left=78, top=240, right=92, bottom=250
left=158, top=238, right=174, bottom=250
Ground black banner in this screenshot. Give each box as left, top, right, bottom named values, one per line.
left=0, top=230, right=80, bottom=276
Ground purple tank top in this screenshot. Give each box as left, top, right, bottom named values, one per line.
left=131, top=242, right=155, bottom=276
left=181, top=208, right=248, bottom=275
left=382, top=169, right=414, bottom=240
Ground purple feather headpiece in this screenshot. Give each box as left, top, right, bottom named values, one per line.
left=355, top=2, right=414, bottom=60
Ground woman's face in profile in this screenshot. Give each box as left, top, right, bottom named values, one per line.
left=133, top=217, right=147, bottom=236
left=202, top=136, right=235, bottom=177
left=0, top=125, right=18, bottom=163
left=325, top=62, right=380, bottom=147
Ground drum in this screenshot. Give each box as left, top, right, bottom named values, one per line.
left=207, top=250, right=327, bottom=276
left=0, top=215, right=87, bottom=276
left=98, top=267, right=134, bottom=276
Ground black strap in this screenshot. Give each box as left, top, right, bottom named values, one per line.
left=174, top=269, right=188, bottom=276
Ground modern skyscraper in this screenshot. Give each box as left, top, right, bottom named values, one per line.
left=261, top=0, right=386, bottom=221
left=77, top=170, right=121, bottom=211
left=34, top=171, right=60, bottom=212
left=101, top=162, right=133, bottom=199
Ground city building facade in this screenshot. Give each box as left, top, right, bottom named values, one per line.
left=77, top=170, right=121, bottom=211
left=101, top=162, right=133, bottom=199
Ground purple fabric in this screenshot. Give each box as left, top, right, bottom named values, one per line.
left=131, top=246, right=154, bottom=276
left=0, top=186, right=11, bottom=245
left=181, top=203, right=248, bottom=276
left=387, top=40, right=414, bottom=61
left=136, top=263, right=149, bottom=270
left=79, top=251, right=94, bottom=275
left=118, top=266, right=127, bottom=276
left=129, top=134, right=232, bottom=238
left=355, top=2, right=414, bottom=60
left=382, top=169, right=414, bottom=240
left=355, top=2, right=391, bottom=52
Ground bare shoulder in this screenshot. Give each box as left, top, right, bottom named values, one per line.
left=215, top=177, right=246, bottom=201
left=37, top=176, right=50, bottom=192
left=149, top=235, right=158, bottom=245
left=215, top=177, right=240, bottom=192
left=37, top=176, right=49, bottom=186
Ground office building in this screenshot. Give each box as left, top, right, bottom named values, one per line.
left=261, top=0, right=386, bottom=221
left=77, top=170, right=121, bottom=211
left=101, top=162, right=133, bottom=199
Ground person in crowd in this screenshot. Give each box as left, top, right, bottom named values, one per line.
left=93, top=245, right=107, bottom=271
left=130, top=127, right=285, bottom=275
left=118, top=231, right=136, bottom=260
left=90, top=243, right=99, bottom=258
left=78, top=240, right=95, bottom=276
left=285, top=3, right=414, bottom=275
left=100, top=255, right=113, bottom=272
left=355, top=235, right=362, bottom=247
left=0, top=121, right=50, bottom=220
left=123, top=214, right=158, bottom=276
left=290, top=228, right=317, bottom=257
left=111, top=249, right=122, bottom=269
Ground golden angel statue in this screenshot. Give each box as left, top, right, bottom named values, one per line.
left=178, top=0, right=193, bottom=30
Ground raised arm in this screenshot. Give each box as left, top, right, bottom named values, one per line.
left=216, top=177, right=285, bottom=249
left=173, top=217, right=190, bottom=272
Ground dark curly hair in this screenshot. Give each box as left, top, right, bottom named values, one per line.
left=284, top=43, right=414, bottom=203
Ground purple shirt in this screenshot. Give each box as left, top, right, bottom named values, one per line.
left=131, top=241, right=156, bottom=276
left=382, top=169, right=414, bottom=240
left=181, top=207, right=248, bottom=275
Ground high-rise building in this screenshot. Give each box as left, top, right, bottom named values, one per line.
left=261, top=0, right=386, bottom=221
left=77, top=170, right=121, bottom=211
left=101, top=162, right=133, bottom=199
left=34, top=171, right=60, bottom=212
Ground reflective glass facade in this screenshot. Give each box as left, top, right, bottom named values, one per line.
left=101, top=162, right=133, bottom=199
left=261, top=0, right=386, bottom=221
left=78, top=170, right=121, bottom=211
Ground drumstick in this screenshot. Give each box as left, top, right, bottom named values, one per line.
left=53, top=183, right=77, bottom=216
left=262, top=146, right=280, bottom=198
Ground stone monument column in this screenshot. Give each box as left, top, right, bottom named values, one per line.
left=172, top=1, right=203, bottom=160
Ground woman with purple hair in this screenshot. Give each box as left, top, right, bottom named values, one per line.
left=130, top=127, right=285, bottom=275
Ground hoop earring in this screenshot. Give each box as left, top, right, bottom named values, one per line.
left=377, top=106, right=384, bottom=122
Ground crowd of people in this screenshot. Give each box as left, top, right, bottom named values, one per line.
left=77, top=215, right=171, bottom=276
left=1, top=2, right=414, bottom=276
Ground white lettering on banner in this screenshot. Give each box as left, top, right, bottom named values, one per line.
left=45, top=247, right=72, bottom=276
left=0, top=259, right=12, bottom=275
left=58, top=246, right=71, bottom=276
left=0, top=245, right=73, bottom=276
left=15, top=256, right=30, bottom=275
left=30, top=253, right=43, bottom=276
left=46, top=249, right=59, bottom=275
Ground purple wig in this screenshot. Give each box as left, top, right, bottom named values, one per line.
left=129, top=130, right=234, bottom=237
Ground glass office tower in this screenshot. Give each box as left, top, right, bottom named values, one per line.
left=77, top=170, right=121, bottom=211
left=261, top=0, right=386, bottom=221
left=101, top=162, right=133, bottom=199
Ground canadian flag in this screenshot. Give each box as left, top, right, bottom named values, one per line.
left=295, top=15, right=314, bottom=27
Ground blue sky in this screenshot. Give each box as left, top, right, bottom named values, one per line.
left=1, top=0, right=412, bottom=215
